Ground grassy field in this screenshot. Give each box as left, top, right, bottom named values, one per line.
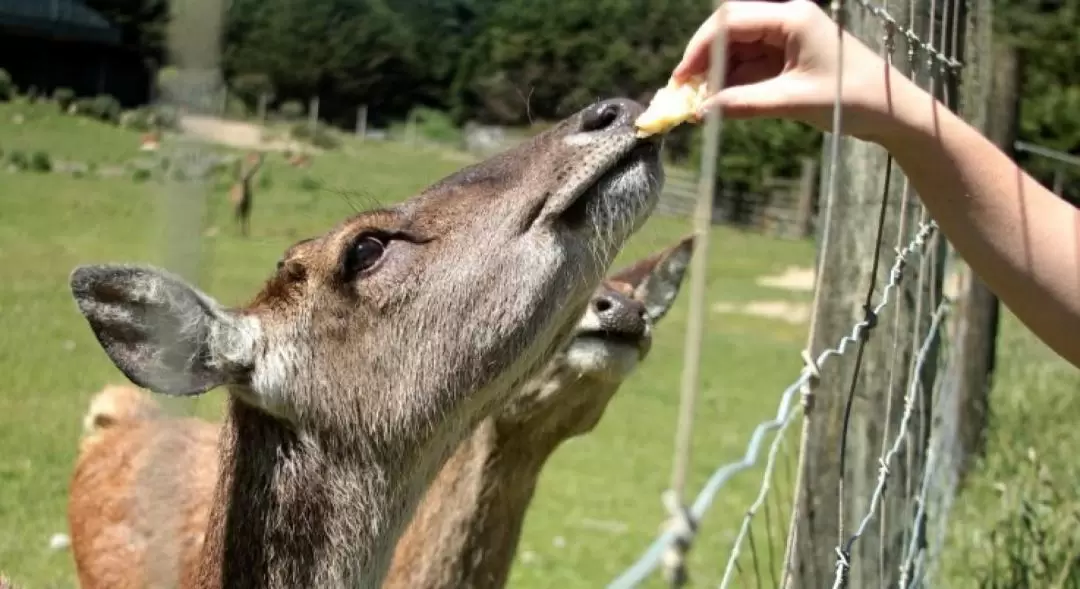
left=1, top=100, right=1077, bottom=589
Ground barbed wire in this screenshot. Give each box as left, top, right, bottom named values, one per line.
left=831, top=299, right=950, bottom=588
left=850, top=0, right=962, bottom=70
left=606, top=219, right=939, bottom=589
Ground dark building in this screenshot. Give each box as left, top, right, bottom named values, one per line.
left=0, top=0, right=151, bottom=107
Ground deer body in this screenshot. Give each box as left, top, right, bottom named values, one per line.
left=67, top=98, right=663, bottom=589
left=228, top=152, right=264, bottom=237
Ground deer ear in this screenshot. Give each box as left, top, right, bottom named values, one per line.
left=69, top=265, right=260, bottom=396
left=609, top=235, right=696, bottom=323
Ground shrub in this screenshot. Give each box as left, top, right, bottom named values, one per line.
left=0, top=69, right=12, bottom=101
left=297, top=175, right=322, bottom=192
left=53, top=87, right=75, bottom=111
left=91, top=95, right=121, bottom=123
left=224, top=93, right=249, bottom=119
left=28, top=151, right=52, bottom=173
left=290, top=122, right=340, bottom=150
left=231, top=73, right=274, bottom=107
left=279, top=100, right=304, bottom=120
left=119, top=108, right=149, bottom=131
left=72, top=95, right=121, bottom=124
left=410, top=107, right=462, bottom=145
left=120, top=106, right=176, bottom=132
left=156, top=66, right=181, bottom=101
left=132, top=168, right=152, bottom=183
left=7, top=150, right=28, bottom=171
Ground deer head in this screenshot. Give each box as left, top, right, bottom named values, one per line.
left=384, top=235, right=695, bottom=589
left=497, top=234, right=695, bottom=451
left=67, top=98, right=664, bottom=588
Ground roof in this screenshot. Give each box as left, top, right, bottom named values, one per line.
left=0, top=0, right=121, bottom=45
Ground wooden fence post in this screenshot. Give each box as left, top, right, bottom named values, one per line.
left=309, top=96, right=320, bottom=137
left=794, top=156, right=817, bottom=239
left=787, top=0, right=955, bottom=585
left=356, top=104, right=368, bottom=140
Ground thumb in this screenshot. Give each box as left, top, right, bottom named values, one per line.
left=698, top=78, right=801, bottom=120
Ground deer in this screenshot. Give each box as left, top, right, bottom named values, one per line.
left=384, top=234, right=694, bottom=589
left=65, top=97, right=664, bottom=589
left=227, top=151, right=264, bottom=237
left=65, top=236, right=692, bottom=589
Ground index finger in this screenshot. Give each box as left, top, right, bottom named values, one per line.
left=672, top=1, right=797, bottom=83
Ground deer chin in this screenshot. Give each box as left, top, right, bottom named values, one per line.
left=563, top=329, right=652, bottom=381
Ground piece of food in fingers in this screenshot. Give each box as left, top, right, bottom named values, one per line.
left=634, top=76, right=708, bottom=137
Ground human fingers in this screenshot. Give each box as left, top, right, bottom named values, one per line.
left=672, top=1, right=803, bottom=83
left=696, top=72, right=812, bottom=120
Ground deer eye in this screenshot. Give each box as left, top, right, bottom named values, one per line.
left=343, top=234, right=387, bottom=277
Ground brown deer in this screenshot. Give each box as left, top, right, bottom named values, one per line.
left=64, top=236, right=691, bottom=589
left=384, top=235, right=694, bottom=589
left=227, top=151, right=264, bottom=237
left=66, top=97, right=663, bottom=589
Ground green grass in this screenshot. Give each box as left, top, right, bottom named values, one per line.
left=0, top=100, right=1077, bottom=589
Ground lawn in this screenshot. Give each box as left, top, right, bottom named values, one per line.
left=0, top=101, right=1077, bottom=589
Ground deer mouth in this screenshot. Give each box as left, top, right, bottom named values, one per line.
left=574, top=326, right=653, bottom=359
left=551, top=136, right=664, bottom=231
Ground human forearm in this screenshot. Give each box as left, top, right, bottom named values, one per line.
left=879, top=76, right=1080, bottom=367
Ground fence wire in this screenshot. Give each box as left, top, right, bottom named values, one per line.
left=607, top=0, right=973, bottom=584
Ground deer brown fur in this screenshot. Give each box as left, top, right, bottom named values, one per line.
left=227, top=152, right=264, bottom=237
left=66, top=98, right=663, bottom=589
left=383, top=235, right=694, bottom=589
left=65, top=237, right=691, bottom=589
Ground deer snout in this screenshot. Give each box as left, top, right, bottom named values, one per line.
left=577, top=98, right=644, bottom=135
left=590, top=291, right=649, bottom=341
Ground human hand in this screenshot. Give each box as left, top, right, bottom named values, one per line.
left=673, top=0, right=921, bottom=143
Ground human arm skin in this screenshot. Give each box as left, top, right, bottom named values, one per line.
left=880, top=76, right=1080, bottom=367
left=674, top=0, right=1080, bottom=368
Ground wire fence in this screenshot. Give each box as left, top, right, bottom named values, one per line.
left=606, top=0, right=977, bottom=586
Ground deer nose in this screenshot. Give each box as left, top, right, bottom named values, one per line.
left=591, top=291, right=648, bottom=337
left=579, top=98, right=643, bottom=133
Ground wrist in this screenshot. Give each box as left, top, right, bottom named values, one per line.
left=857, top=70, right=939, bottom=153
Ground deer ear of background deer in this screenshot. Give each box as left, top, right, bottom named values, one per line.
left=610, top=235, right=696, bottom=323
left=69, top=265, right=260, bottom=397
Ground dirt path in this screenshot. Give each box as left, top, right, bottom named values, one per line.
left=177, top=114, right=311, bottom=153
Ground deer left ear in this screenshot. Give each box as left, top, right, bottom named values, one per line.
left=608, top=235, right=696, bottom=324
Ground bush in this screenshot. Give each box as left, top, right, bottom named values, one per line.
left=7, top=150, right=28, bottom=171
left=120, top=106, right=177, bottom=132
left=0, top=69, right=13, bottom=101
left=410, top=107, right=463, bottom=145
left=28, top=151, right=52, bottom=173
left=53, top=87, right=75, bottom=111
left=156, top=66, right=181, bottom=101
left=132, top=168, right=152, bottom=183
left=224, top=93, right=249, bottom=119
left=73, top=95, right=122, bottom=124
left=290, top=122, right=340, bottom=150
left=231, top=73, right=274, bottom=107
left=279, top=100, right=304, bottom=120
left=91, top=95, right=121, bottom=123
left=297, top=175, right=322, bottom=192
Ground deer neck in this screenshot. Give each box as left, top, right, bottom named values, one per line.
left=386, top=363, right=627, bottom=589
left=190, top=398, right=407, bottom=589
left=385, top=418, right=552, bottom=589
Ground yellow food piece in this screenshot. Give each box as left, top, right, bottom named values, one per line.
left=634, top=76, right=709, bottom=137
